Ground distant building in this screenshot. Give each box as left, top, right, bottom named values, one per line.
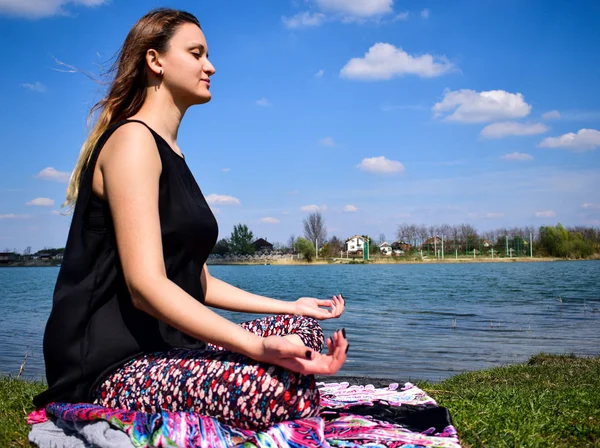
left=391, top=241, right=412, bottom=254
left=253, top=238, right=273, bottom=253
left=379, top=242, right=392, bottom=256
left=345, top=235, right=365, bottom=254
left=0, top=252, right=17, bottom=264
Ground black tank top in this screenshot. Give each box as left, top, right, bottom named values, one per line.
left=33, top=120, right=219, bottom=407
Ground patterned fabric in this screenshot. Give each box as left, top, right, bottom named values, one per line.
left=93, top=315, right=324, bottom=430
left=34, top=382, right=461, bottom=448
left=317, top=382, right=437, bottom=408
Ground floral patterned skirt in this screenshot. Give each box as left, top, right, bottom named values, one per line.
left=92, top=314, right=324, bottom=430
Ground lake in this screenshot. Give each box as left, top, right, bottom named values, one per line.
left=1, top=261, right=599, bottom=382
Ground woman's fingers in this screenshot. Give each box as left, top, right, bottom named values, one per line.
left=262, top=329, right=349, bottom=375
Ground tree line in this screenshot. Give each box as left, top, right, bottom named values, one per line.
left=211, top=213, right=599, bottom=261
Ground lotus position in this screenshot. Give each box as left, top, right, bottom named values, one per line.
left=34, top=8, right=348, bottom=430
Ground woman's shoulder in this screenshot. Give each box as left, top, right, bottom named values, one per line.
left=99, top=120, right=161, bottom=168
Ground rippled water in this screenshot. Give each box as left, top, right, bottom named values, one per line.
left=1, top=261, right=599, bottom=382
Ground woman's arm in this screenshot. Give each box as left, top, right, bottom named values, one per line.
left=202, top=265, right=294, bottom=314
left=100, top=123, right=265, bottom=358
left=202, top=265, right=345, bottom=319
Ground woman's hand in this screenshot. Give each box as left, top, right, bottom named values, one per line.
left=293, top=294, right=345, bottom=320
left=254, top=329, right=348, bottom=375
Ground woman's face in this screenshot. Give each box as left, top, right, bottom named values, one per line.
left=160, top=23, right=215, bottom=105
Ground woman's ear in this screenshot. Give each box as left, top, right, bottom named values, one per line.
left=145, top=49, right=163, bottom=77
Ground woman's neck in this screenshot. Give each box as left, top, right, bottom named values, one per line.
left=132, top=87, right=187, bottom=147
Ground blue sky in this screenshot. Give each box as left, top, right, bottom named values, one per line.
left=1, top=0, right=599, bottom=252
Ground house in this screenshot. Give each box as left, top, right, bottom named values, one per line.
left=379, top=242, right=392, bottom=256
left=391, top=240, right=412, bottom=254
left=482, top=239, right=493, bottom=248
left=252, top=238, right=273, bottom=253
left=0, top=252, right=17, bottom=264
left=345, top=235, right=365, bottom=254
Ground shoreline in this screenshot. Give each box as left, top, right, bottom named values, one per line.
left=206, top=256, right=595, bottom=266
left=2, top=256, right=598, bottom=268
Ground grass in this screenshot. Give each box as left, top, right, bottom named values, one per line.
left=0, top=376, right=44, bottom=447
left=2, top=353, right=599, bottom=447
left=418, top=353, right=600, bottom=447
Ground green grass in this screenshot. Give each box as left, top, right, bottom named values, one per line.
left=2, top=354, right=600, bottom=447
left=0, top=376, right=44, bottom=447
left=418, top=353, right=600, bottom=447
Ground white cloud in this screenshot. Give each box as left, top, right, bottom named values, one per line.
left=539, top=129, right=600, bottom=152
left=314, top=0, right=393, bottom=18
left=420, top=8, right=430, bottom=18
left=315, top=69, right=325, bottom=78
left=21, top=81, right=46, bottom=92
left=344, top=205, right=358, bottom=212
left=319, top=136, right=336, bottom=147
left=485, top=212, right=505, bottom=219
left=432, top=89, right=532, bottom=123
left=50, top=210, right=63, bottom=215
left=357, top=156, right=405, bottom=174
left=341, top=43, right=454, bottom=80
left=0, top=0, right=107, bottom=19
left=261, top=217, right=280, bottom=224
left=35, top=167, right=71, bottom=183
left=582, top=203, right=600, bottom=210
left=301, top=204, right=327, bottom=212
left=393, top=11, right=408, bottom=21
left=480, top=121, right=549, bottom=139
left=26, top=197, right=54, bottom=206
left=256, top=97, right=272, bottom=107
left=535, top=210, right=556, bottom=218
left=542, top=110, right=560, bottom=120
left=282, top=11, right=326, bottom=28
left=501, top=152, right=534, bottom=161
left=205, top=194, right=241, bottom=205
left=221, top=168, right=231, bottom=173
left=0, top=214, right=31, bottom=219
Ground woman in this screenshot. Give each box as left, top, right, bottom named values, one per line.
left=33, top=8, right=348, bottom=430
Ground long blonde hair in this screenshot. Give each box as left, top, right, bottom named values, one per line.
left=64, top=8, right=201, bottom=210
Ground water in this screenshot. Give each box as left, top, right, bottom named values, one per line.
left=1, top=261, right=599, bottom=382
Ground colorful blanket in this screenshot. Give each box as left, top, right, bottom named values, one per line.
left=28, top=381, right=461, bottom=448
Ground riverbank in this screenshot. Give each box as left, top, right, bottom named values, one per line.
left=207, top=255, right=590, bottom=266
left=2, top=353, right=598, bottom=447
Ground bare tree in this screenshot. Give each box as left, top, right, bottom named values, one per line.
left=417, top=224, right=429, bottom=247
left=303, top=211, right=327, bottom=247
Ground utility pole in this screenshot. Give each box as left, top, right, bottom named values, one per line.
left=530, top=232, right=533, bottom=258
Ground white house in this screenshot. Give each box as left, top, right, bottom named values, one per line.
left=345, top=235, right=366, bottom=254
left=380, top=242, right=392, bottom=256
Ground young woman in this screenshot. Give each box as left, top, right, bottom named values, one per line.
left=33, top=8, right=348, bottom=430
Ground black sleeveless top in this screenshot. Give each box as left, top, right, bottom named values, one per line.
left=33, top=120, right=219, bottom=407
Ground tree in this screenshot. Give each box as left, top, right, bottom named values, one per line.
left=296, top=237, right=316, bottom=262
left=287, top=234, right=296, bottom=252
left=303, top=211, right=327, bottom=247
left=212, top=238, right=230, bottom=255
left=326, top=236, right=344, bottom=257
left=229, top=224, right=256, bottom=255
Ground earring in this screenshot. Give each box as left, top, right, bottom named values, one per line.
left=159, top=69, right=163, bottom=76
